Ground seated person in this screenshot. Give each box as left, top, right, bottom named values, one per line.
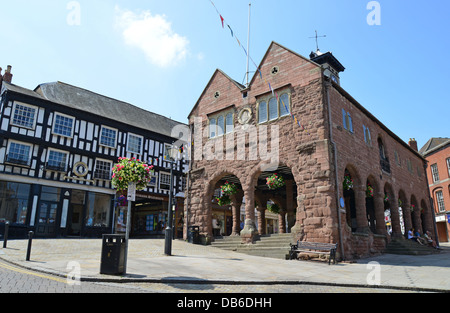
left=425, top=231, right=438, bottom=249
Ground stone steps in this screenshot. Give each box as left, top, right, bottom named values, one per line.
left=211, top=233, right=294, bottom=260
left=385, top=238, right=441, bottom=255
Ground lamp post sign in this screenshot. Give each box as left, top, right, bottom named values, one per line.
left=127, top=182, right=136, bottom=202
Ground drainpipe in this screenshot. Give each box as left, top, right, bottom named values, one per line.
left=324, top=77, right=345, bottom=260
left=423, top=161, right=440, bottom=248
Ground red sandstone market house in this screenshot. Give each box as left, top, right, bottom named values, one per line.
left=184, top=42, right=437, bottom=260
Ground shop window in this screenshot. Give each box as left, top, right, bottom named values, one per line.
left=0, top=181, right=30, bottom=224
left=86, top=192, right=111, bottom=227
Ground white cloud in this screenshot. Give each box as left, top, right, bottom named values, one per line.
left=115, top=6, right=189, bottom=68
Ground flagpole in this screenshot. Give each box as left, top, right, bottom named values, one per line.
left=246, top=1, right=251, bottom=87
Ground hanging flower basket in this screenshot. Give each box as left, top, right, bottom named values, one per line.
left=266, top=174, right=285, bottom=190
left=216, top=194, right=231, bottom=206
left=343, top=174, right=353, bottom=191
left=112, top=157, right=154, bottom=192
left=366, top=184, right=374, bottom=198
left=267, top=203, right=281, bottom=214
left=117, top=195, right=128, bottom=207
left=220, top=181, right=238, bottom=196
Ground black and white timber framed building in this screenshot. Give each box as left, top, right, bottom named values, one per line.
left=0, top=78, right=187, bottom=239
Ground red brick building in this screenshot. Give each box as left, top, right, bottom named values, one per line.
left=185, top=42, right=435, bottom=260
left=421, top=138, right=450, bottom=243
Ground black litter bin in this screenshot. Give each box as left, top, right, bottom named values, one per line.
left=188, top=226, right=200, bottom=244
left=100, top=234, right=126, bottom=275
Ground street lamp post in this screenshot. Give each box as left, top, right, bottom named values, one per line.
left=165, top=145, right=178, bottom=256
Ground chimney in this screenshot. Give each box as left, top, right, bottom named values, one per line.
left=408, top=138, right=418, bottom=151
left=3, top=65, right=13, bottom=84
left=0, top=67, right=3, bottom=89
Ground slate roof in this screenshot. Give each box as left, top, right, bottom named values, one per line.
left=2, top=81, right=185, bottom=139
left=419, top=137, right=450, bottom=156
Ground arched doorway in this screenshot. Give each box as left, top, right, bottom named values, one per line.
left=206, top=172, right=244, bottom=238
left=343, top=168, right=357, bottom=232
left=254, top=164, right=298, bottom=234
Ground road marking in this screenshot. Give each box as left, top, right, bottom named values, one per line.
left=0, top=260, right=68, bottom=284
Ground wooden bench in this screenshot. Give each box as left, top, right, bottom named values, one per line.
left=289, top=241, right=338, bottom=265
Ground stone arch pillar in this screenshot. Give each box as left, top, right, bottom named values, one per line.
left=231, top=190, right=244, bottom=236
left=240, top=180, right=258, bottom=244
left=400, top=196, right=412, bottom=236
left=388, top=193, right=402, bottom=238
left=373, top=191, right=387, bottom=236
left=354, top=184, right=369, bottom=233
left=285, top=179, right=295, bottom=232
left=278, top=210, right=286, bottom=234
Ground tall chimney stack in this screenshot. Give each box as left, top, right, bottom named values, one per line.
left=3, top=65, right=13, bottom=84
left=408, top=138, right=418, bottom=151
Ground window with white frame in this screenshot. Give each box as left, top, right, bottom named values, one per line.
left=127, top=133, right=143, bottom=155
left=258, top=92, right=291, bottom=124
left=53, top=113, right=74, bottom=137
left=100, top=126, right=117, bottom=148
left=436, top=190, right=446, bottom=212
left=431, top=164, right=440, bottom=183
left=209, top=109, right=235, bottom=139
left=11, top=102, right=37, bottom=129
left=363, top=125, right=372, bottom=145
left=342, top=109, right=353, bottom=133
left=94, top=159, right=112, bottom=180
left=47, top=149, right=68, bottom=171
left=447, top=158, right=450, bottom=178
left=225, top=112, right=234, bottom=134
left=159, top=172, right=171, bottom=191
left=6, top=141, right=32, bottom=166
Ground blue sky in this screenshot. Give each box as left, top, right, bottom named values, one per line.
left=1, top=0, right=449, bottom=150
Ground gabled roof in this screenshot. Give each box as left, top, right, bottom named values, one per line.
left=3, top=81, right=185, bottom=139
left=188, top=41, right=321, bottom=119
left=188, top=69, right=245, bottom=119
left=419, top=137, right=450, bottom=156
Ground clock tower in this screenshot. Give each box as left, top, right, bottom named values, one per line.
left=310, top=50, right=345, bottom=86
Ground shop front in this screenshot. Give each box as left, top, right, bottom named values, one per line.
left=114, top=191, right=184, bottom=239
left=0, top=180, right=115, bottom=239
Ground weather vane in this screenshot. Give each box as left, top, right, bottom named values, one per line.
left=309, top=30, right=326, bottom=51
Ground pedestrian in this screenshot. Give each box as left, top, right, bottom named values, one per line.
left=425, top=230, right=437, bottom=249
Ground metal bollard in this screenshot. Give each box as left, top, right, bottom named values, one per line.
left=26, top=231, right=34, bottom=261
left=3, top=222, right=9, bottom=249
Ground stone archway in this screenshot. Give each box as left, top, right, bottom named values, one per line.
left=253, top=163, right=298, bottom=235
